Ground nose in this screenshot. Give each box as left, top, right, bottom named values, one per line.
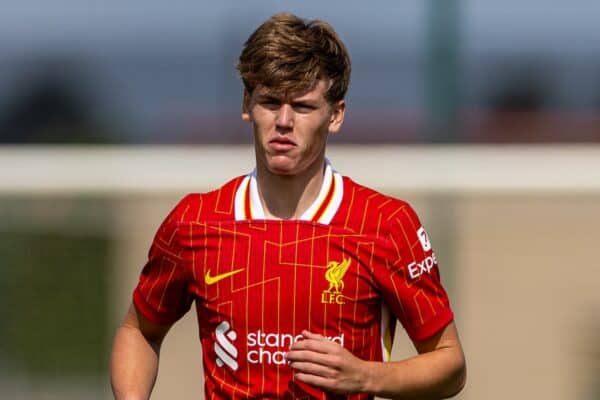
left=275, top=104, right=294, bottom=129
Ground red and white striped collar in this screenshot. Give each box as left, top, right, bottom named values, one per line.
left=234, top=160, right=344, bottom=224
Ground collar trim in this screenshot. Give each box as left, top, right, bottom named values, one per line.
left=233, top=161, right=343, bottom=224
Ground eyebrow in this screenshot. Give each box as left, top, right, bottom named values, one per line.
left=255, top=94, right=282, bottom=102
left=255, top=92, right=321, bottom=104
left=291, top=99, right=318, bottom=107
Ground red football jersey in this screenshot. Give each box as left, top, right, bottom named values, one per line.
left=133, top=164, right=453, bottom=399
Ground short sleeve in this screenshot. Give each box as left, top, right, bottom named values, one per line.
left=133, top=195, right=194, bottom=325
left=374, top=203, right=454, bottom=341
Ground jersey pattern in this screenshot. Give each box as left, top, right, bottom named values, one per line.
left=133, top=168, right=453, bottom=400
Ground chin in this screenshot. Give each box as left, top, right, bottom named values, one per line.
left=264, top=156, right=299, bottom=176
left=267, top=164, right=297, bottom=176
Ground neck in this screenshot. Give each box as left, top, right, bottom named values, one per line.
left=255, top=160, right=326, bottom=220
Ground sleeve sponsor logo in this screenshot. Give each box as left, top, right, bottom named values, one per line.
left=417, top=226, right=432, bottom=251
left=407, top=253, right=437, bottom=280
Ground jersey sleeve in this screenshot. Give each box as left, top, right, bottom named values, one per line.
left=133, top=195, right=195, bottom=325
left=375, top=203, right=454, bottom=341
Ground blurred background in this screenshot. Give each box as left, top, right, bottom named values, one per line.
left=1, top=1, right=599, bottom=399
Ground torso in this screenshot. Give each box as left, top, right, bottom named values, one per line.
left=134, top=172, right=453, bottom=399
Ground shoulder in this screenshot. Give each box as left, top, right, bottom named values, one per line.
left=168, top=175, right=245, bottom=224
left=336, top=176, right=418, bottom=237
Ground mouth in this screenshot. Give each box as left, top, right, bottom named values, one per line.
left=268, top=137, right=297, bottom=151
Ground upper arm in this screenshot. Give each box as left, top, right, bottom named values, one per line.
left=376, top=203, right=454, bottom=341
left=121, top=302, right=173, bottom=346
left=132, top=196, right=195, bottom=326
left=413, top=321, right=463, bottom=355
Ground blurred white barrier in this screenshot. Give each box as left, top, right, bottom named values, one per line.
left=1, top=145, right=600, bottom=194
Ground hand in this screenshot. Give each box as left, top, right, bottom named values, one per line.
left=285, top=330, right=371, bottom=394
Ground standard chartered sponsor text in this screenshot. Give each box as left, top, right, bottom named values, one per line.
left=247, top=330, right=344, bottom=365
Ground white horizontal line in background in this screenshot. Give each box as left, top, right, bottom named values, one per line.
left=1, top=145, right=599, bottom=195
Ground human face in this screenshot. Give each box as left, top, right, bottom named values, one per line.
left=242, top=79, right=345, bottom=177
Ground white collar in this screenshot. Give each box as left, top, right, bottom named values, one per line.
left=234, top=160, right=344, bottom=224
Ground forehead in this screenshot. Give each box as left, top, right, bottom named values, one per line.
left=253, top=79, right=330, bottom=102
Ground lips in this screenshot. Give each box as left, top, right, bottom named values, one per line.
left=268, top=137, right=296, bottom=151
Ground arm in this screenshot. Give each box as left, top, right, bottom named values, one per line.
left=286, top=321, right=466, bottom=399
left=110, top=303, right=173, bottom=400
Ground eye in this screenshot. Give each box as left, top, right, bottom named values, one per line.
left=258, top=97, right=281, bottom=110
left=260, top=99, right=280, bottom=110
left=292, top=103, right=315, bottom=113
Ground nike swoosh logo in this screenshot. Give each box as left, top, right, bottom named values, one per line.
left=204, top=268, right=245, bottom=285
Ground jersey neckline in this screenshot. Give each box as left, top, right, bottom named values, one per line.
left=233, top=160, right=344, bottom=224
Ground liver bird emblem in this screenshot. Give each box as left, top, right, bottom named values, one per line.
left=325, top=258, right=351, bottom=293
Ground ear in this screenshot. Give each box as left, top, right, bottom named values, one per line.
left=328, top=100, right=346, bottom=134
left=241, top=89, right=252, bottom=122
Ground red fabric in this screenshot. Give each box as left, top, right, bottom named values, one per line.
left=133, top=176, right=453, bottom=399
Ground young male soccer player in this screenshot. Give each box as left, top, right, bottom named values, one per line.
left=111, top=13, right=466, bottom=399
